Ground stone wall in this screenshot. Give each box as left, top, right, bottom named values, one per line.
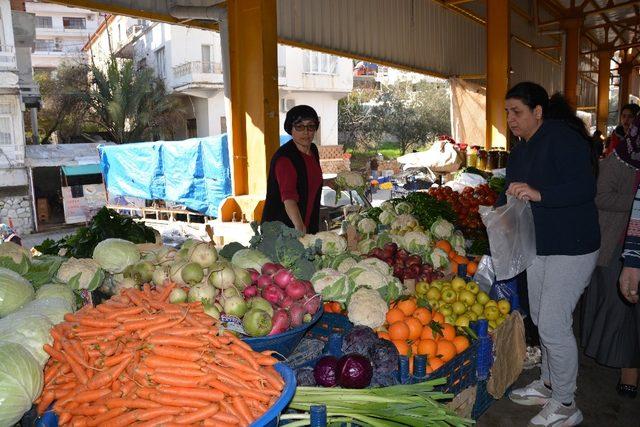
left=0, top=193, right=34, bottom=235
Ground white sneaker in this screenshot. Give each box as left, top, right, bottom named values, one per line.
left=509, top=379, right=552, bottom=406
left=528, top=399, right=583, bottom=427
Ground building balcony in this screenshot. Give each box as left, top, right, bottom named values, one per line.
left=172, top=61, right=224, bottom=91
left=33, top=43, right=84, bottom=55
left=0, top=45, right=17, bottom=71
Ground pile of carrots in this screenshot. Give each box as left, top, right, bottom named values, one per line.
left=36, top=283, right=284, bottom=427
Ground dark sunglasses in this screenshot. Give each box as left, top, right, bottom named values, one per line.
left=293, top=123, right=319, bottom=132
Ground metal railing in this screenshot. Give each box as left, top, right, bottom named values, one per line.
left=173, top=61, right=223, bottom=77
left=0, top=45, right=16, bottom=69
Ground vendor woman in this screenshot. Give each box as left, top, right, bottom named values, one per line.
left=262, top=105, right=323, bottom=234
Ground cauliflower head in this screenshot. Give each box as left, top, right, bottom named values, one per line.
left=336, top=171, right=365, bottom=189
left=347, top=288, right=388, bottom=329
left=56, top=257, right=105, bottom=291
left=310, top=268, right=355, bottom=303
left=314, top=231, right=347, bottom=256
left=430, top=218, right=455, bottom=240
left=403, top=231, right=432, bottom=255
left=357, top=218, right=377, bottom=235
left=378, top=210, right=397, bottom=226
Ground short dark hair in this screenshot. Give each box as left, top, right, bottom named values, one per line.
left=621, top=103, right=640, bottom=117
left=505, top=82, right=549, bottom=115
left=284, top=105, right=319, bottom=135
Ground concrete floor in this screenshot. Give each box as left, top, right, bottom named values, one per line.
left=478, top=346, right=640, bottom=426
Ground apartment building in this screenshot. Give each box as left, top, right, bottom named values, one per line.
left=26, top=0, right=98, bottom=71
left=86, top=16, right=353, bottom=145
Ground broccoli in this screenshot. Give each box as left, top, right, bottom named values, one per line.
left=218, top=242, right=246, bottom=260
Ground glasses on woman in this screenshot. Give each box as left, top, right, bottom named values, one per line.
left=293, top=123, right=319, bottom=132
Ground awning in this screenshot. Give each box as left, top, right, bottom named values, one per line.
left=61, top=164, right=102, bottom=176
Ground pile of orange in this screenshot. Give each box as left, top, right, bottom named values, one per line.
left=378, top=297, right=471, bottom=374
left=435, top=240, right=478, bottom=276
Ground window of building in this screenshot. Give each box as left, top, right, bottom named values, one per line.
left=34, top=39, right=55, bottom=52
left=303, top=51, right=337, bottom=74
left=36, top=16, right=53, bottom=29
left=155, top=47, right=165, bottom=78
left=0, top=103, right=14, bottom=145
left=201, top=44, right=213, bottom=72
left=62, top=17, right=86, bottom=30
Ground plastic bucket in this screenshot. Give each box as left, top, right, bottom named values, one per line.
left=251, top=363, right=297, bottom=426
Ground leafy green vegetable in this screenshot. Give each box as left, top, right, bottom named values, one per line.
left=35, top=207, right=156, bottom=259
left=362, top=207, right=382, bottom=222
left=218, top=242, right=246, bottom=260
left=23, top=255, right=65, bottom=289
left=489, top=176, right=506, bottom=194
left=401, top=192, right=457, bottom=229
left=0, top=342, right=43, bottom=426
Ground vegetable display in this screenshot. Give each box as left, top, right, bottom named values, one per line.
left=0, top=342, right=44, bottom=426
left=36, top=284, right=284, bottom=426
left=0, top=267, right=35, bottom=317
left=0, top=241, right=32, bottom=275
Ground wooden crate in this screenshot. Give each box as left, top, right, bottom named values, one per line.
left=36, top=198, right=49, bottom=222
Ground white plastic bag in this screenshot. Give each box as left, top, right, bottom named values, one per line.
left=479, top=196, right=536, bottom=281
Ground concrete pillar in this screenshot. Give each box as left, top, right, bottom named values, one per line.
left=485, top=0, right=510, bottom=150
left=562, top=18, right=582, bottom=109
left=596, top=50, right=611, bottom=133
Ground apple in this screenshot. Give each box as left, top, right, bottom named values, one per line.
left=426, top=287, right=441, bottom=302
left=484, top=300, right=498, bottom=309
left=451, top=277, right=467, bottom=292
left=497, top=299, right=511, bottom=315
left=467, top=311, right=478, bottom=322
left=458, top=290, right=476, bottom=307
left=439, top=304, right=453, bottom=316
left=488, top=319, right=498, bottom=330
left=455, top=315, right=470, bottom=327
left=441, top=288, right=457, bottom=304
left=496, top=316, right=506, bottom=327
left=484, top=305, right=500, bottom=321
left=476, top=291, right=490, bottom=305
left=444, top=314, right=458, bottom=325
left=452, top=301, right=467, bottom=315
left=416, top=281, right=430, bottom=295
left=466, top=281, right=480, bottom=295
left=431, top=281, right=445, bottom=290
left=470, top=303, right=484, bottom=316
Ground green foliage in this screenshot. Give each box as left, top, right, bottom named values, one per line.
left=338, top=89, right=381, bottom=151
left=88, top=55, right=184, bottom=143
left=35, top=207, right=156, bottom=259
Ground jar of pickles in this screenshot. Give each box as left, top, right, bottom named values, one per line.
left=487, top=150, right=500, bottom=171
left=466, top=147, right=478, bottom=168
left=477, top=149, right=488, bottom=171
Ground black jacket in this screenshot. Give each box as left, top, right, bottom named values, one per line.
left=497, top=120, right=600, bottom=256
left=262, top=140, right=321, bottom=233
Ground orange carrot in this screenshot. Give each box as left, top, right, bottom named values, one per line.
left=87, top=353, right=132, bottom=389
left=149, top=345, right=202, bottom=361
left=104, top=398, right=161, bottom=409
left=36, top=390, right=55, bottom=415
left=155, top=282, right=176, bottom=302
left=104, top=306, right=145, bottom=320
left=86, top=406, right=127, bottom=426
left=174, top=403, right=220, bottom=424
left=137, top=414, right=176, bottom=427
left=230, top=343, right=260, bottom=371
left=150, top=373, right=203, bottom=388
left=106, top=408, right=142, bottom=427
left=78, top=318, right=119, bottom=328
left=74, top=388, right=112, bottom=403
left=135, top=406, right=182, bottom=420
left=154, top=367, right=207, bottom=377
left=232, top=396, right=254, bottom=425
left=104, top=351, right=133, bottom=367
left=58, top=412, right=72, bottom=425
left=63, top=351, right=88, bottom=385
left=157, top=385, right=225, bottom=402
left=235, top=387, right=271, bottom=403
left=71, top=405, right=108, bottom=416
left=206, top=377, right=238, bottom=396
left=146, top=391, right=210, bottom=408
left=143, top=355, right=201, bottom=370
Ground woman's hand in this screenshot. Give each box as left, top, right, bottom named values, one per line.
left=619, top=267, right=640, bottom=304
left=507, top=182, right=541, bottom=202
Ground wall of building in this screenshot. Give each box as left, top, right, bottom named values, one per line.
left=279, top=90, right=342, bottom=146
left=0, top=187, right=33, bottom=235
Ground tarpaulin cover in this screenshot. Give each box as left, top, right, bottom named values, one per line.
left=98, top=136, right=232, bottom=218
left=61, top=164, right=102, bottom=176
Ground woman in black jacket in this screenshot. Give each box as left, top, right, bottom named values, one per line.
left=500, top=82, right=600, bottom=427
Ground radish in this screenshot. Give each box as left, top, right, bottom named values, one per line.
left=289, top=303, right=306, bottom=327
left=302, top=280, right=315, bottom=294
left=273, top=269, right=294, bottom=289
left=261, top=263, right=282, bottom=276
left=286, top=279, right=307, bottom=300
left=262, top=284, right=284, bottom=305
left=279, top=296, right=294, bottom=308
left=242, top=285, right=258, bottom=299
left=256, top=274, right=273, bottom=289
left=247, top=268, right=260, bottom=283
left=303, top=293, right=321, bottom=315
left=269, top=308, right=290, bottom=335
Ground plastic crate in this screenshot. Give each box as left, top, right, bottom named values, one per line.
left=34, top=363, right=297, bottom=427
left=243, top=307, right=323, bottom=357
left=471, top=380, right=496, bottom=419
left=304, top=312, right=353, bottom=342
left=423, top=339, right=478, bottom=395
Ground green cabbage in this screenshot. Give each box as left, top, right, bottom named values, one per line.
left=36, top=284, right=76, bottom=310
left=0, top=312, right=53, bottom=367
left=0, top=342, right=43, bottom=426
left=0, top=267, right=34, bottom=317
left=92, top=238, right=141, bottom=274
left=0, top=242, right=31, bottom=275
left=22, top=297, right=73, bottom=325
left=231, top=249, right=272, bottom=271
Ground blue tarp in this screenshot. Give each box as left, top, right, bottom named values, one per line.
left=98, top=136, right=232, bottom=218
left=61, top=164, right=102, bottom=176
left=99, top=135, right=292, bottom=218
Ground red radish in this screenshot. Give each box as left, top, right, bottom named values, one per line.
left=302, top=280, right=315, bottom=295
left=247, top=268, right=260, bottom=283
left=242, top=285, right=258, bottom=299
left=396, top=249, right=409, bottom=259
left=256, top=274, right=274, bottom=289
left=303, top=294, right=321, bottom=315
left=286, top=279, right=307, bottom=300
left=269, top=308, right=290, bottom=335
left=279, top=296, right=294, bottom=308
left=262, top=284, right=284, bottom=305
left=410, top=264, right=421, bottom=275
left=261, top=263, right=281, bottom=276
left=289, top=303, right=306, bottom=327
left=273, top=269, right=294, bottom=289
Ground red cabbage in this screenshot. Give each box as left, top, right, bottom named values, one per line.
left=337, top=354, right=373, bottom=389
left=313, top=356, right=339, bottom=387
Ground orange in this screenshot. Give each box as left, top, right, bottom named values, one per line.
left=411, top=340, right=419, bottom=356
left=432, top=311, right=445, bottom=324
left=441, top=323, right=456, bottom=341
left=405, top=317, right=423, bottom=341
left=378, top=331, right=391, bottom=340
left=450, top=261, right=459, bottom=274
left=413, top=307, right=432, bottom=325
left=454, top=255, right=468, bottom=265
left=388, top=321, right=410, bottom=341
left=397, top=299, right=418, bottom=317
left=437, top=339, right=457, bottom=362
left=452, top=336, right=470, bottom=354
left=427, top=357, right=445, bottom=373
left=417, top=339, right=437, bottom=358
left=386, top=308, right=405, bottom=325
left=392, top=339, right=410, bottom=356
left=420, top=325, right=438, bottom=341
left=435, top=240, right=452, bottom=253
left=448, top=250, right=458, bottom=261
left=467, top=262, right=478, bottom=275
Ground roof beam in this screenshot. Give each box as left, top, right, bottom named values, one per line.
left=582, top=40, right=640, bottom=54
left=584, top=0, right=639, bottom=17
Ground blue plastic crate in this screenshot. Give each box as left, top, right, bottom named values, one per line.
left=244, top=307, right=323, bottom=357
left=304, top=312, right=353, bottom=342
left=35, top=363, right=297, bottom=427
left=471, top=379, right=494, bottom=419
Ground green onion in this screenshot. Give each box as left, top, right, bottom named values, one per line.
left=284, top=379, right=475, bottom=426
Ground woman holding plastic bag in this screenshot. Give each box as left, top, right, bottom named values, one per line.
left=495, top=82, right=600, bottom=427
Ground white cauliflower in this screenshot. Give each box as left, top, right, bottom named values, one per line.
left=354, top=258, right=391, bottom=276
left=429, top=248, right=450, bottom=270
left=311, top=268, right=355, bottom=303
left=430, top=218, right=455, bottom=240
left=392, top=214, right=419, bottom=231
left=403, top=231, right=432, bottom=255
left=378, top=210, right=397, bottom=226
left=348, top=288, right=388, bottom=329
left=357, top=218, right=377, bottom=235
left=314, top=231, right=347, bottom=256
left=336, top=171, right=365, bottom=189
left=56, top=258, right=105, bottom=291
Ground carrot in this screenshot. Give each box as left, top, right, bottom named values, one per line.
left=106, top=408, right=142, bottom=427
left=87, top=353, right=132, bottom=389
left=86, top=406, right=127, bottom=426
left=163, top=327, right=210, bottom=336
left=63, top=351, right=88, bottom=385
left=105, top=306, right=145, bottom=320
left=203, top=419, right=238, bottom=427
left=146, top=391, right=210, bottom=408
left=58, top=412, right=72, bottom=425
left=149, top=345, right=202, bottom=362
left=78, top=318, right=119, bottom=328
left=137, top=414, right=176, bottom=427
left=230, top=344, right=260, bottom=371
left=154, top=367, right=207, bottom=377
left=214, top=353, right=262, bottom=376
left=144, top=355, right=201, bottom=370
left=74, top=328, right=114, bottom=338
left=125, top=289, right=148, bottom=307
left=44, top=363, right=62, bottom=384
left=155, top=282, right=176, bottom=302
left=138, top=319, right=184, bottom=339
left=71, top=405, right=108, bottom=416
left=235, top=387, right=271, bottom=403
left=71, top=416, right=88, bottom=427
left=206, top=377, right=238, bottom=396
left=104, top=398, right=161, bottom=409
left=174, top=403, right=220, bottom=424
left=104, top=351, right=133, bottom=367
left=122, top=315, right=172, bottom=331
left=157, top=385, right=225, bottom=402
left=74, top=388, right=112, bottom=403
left=37, top=390, right=55, bottom=415
left=64, top=313, right=77, bottom=322
left=43, top=344, right=66, bottom=363
left=145, top=334, right=206, bottom=348
left=151, top=373, right=204, bottom=388
left=232, top=396, right=254, bottom=425
left=255, top=356, right=278, bottom=366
